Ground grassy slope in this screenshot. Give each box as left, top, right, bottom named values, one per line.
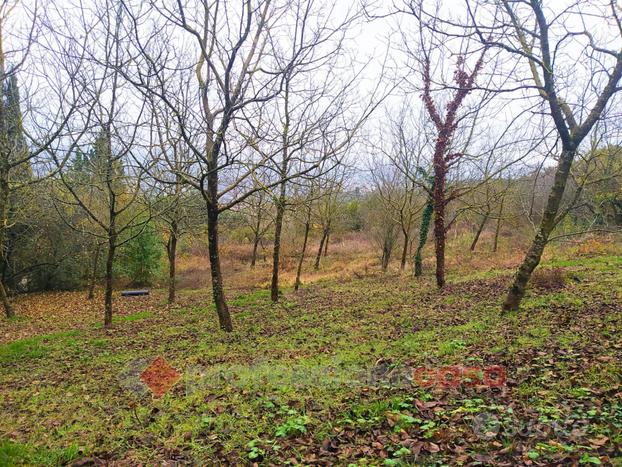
left=0, top=249, right=621, bottom=465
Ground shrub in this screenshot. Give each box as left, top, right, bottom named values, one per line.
left=530, top=267, right=566, bottom=291
left=116, top=221, right=162, bottom=286
left=573, top=237, right=609, bottom=257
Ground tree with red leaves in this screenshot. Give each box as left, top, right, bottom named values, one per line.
left=421, top=50, right=488, bottom=287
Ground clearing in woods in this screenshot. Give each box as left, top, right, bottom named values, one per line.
left=0, top=243, right=621, bottom=465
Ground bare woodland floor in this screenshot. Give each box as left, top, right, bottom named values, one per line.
left=0, top=238, right=621, bottom=465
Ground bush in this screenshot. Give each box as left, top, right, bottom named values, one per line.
left=573, top=237, right=609, bottom=257
left=116, top=221, right=162, bottom=286
left=530, top=267, right=566, bottom=291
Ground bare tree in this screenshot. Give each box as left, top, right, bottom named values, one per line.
left=0, top=1, right=84, bottom=318
left=461, top=173, right=514, bottom=252
left=50, top=0, right=155, bottom=328
left=120, top=0, right=295, bottom=331
left=291, top=183, right=315, bottom=291
left=369, top=162, right=423, bottom=271
left=238, top=182, right=273, bottom=268
left=119, top=0, right=385, bottom=329
left=148, top=104, right=201, bottom=304
left=290, top=161, right=343, bottom=290
left=252, top=0, right=385, bottom=302
left=374, top=106, right=430, bottom=271
left=363, top=188, right=400, bottom=272
left=464, top=0, right=622, bottom=310
left=312, top=168, right=346, bottom=270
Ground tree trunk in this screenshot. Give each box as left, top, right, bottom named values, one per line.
left=492, top=197, right=504, bottom=253
left=0, top=246, right=14, bottom=320
left=0, top=49, right=13, bottom=319
left=400, top=231, right=409, bottom=270
left=0, top=172, right=14, bottom=318
left=250, top=208, right=263, bottom=268
left=0, top=280, right=13, bottom=318
left=432, top=159, right=447, bottom=288
left=271, top=72, right=291, bottom=302
left=414, top=196, right=433, bottom=277
left=314, top=229, right=328, bottom=270
left=470, top=212, right=489, bottom=252
left=414, top=248, right=424, bottom=277
left=260, top=239, right=267, bottom=263
left=323, top=230, right=330, bottom=257
left=103, top=236, right=115, bottom=329
left=381, top=240, right=391, bottom=272
left=270, top=186, right=286, bottom=302
left=294, top=216, right=310, bottom=291
left=207, top=202, right=233, bottom=331
left=87, top=245, right=100, bottom=300
left=250, top=233, right=260, bottom=268
left=167, top=224, right=178, bottom=304
left=503, top=149, right=575, bottom=311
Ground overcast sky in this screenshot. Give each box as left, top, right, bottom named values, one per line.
left=6, top=0, right=622, bottom=182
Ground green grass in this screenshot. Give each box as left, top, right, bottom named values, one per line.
left=92, top=310, right=154, bottom=329
left=514, top=325, right=551, bottom=349
left=0, top=249, right=621, bottom=464
left=114, top=310, right=153, bottom=323
left=522, top=291, right=584, bottom=310
left=544, top=254, right=622, bottom=269
left=0, top=330, right=79, bottom=364
left=0, top=441, right=82, bottom=466
left=230, top=289, right=272, bottom=307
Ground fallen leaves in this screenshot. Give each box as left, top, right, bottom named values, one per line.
left=1, top=250, right=621, bottom=465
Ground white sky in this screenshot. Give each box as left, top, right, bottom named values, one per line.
left=6, top=0, right=622, bottom=182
